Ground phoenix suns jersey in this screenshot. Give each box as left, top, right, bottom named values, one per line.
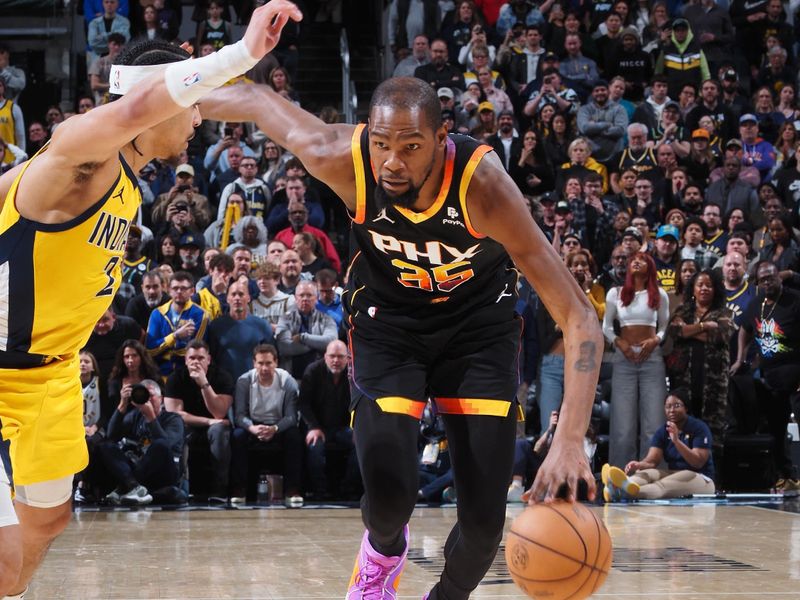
left=344, top=124, right=517, bottom=330
left=0, top=151, right=141, bottom=367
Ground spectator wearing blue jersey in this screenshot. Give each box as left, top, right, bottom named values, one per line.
left=602, top=389, right=715, bottom=501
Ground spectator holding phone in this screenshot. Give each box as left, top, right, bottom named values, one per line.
left=150, top=164, right=211, bottom=227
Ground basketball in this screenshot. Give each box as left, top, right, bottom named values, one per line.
left=504, top=501, right=612, bottom=600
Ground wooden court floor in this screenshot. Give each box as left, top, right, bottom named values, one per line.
left=25, top=500, right=800, bottom=599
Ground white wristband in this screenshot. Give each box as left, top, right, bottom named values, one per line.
left=164, top=40, right=259, bottom=107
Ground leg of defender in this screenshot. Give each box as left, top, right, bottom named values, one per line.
left=7, top=477, right=73, bottom=596
left=0, top=479, right=23, bottom=597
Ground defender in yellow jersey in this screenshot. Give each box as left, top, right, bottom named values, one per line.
left=0, top=3, right=302, bottom=597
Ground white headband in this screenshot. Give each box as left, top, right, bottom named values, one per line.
left=109, top=63, right=169, bottom=96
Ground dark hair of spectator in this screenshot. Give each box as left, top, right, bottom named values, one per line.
left=666, top=387, right=690, bottom=406
left=369, top=77, right=442, bottom=133
left=253, top=343, right=278, bottom=360
left=187, top=339, right=211, bottom=353
left=768, top=212, right=797, bottom=245
left=675, top=258, right=698, bottom=297
left=315, top=268, right=338, bottom=286
left=109, top=39, right=191, bottom=102
left=109, top=339, right=160, bottom=382
left=209, top=252, right=235, bottom=272
left=565, top=248, right=597, bottom=277
left=171, top=270, right=195, bottom=285
left=620, top=252, right=661, bottom=309
left=723, top=207, right=745, bottom=232
left=683, top=268, right=726, bottom=310
left=284, top=156, right=306, bottom=173
left=685, top=216, right=707, bottom=237
left=108, top=32, right=127, bottom=46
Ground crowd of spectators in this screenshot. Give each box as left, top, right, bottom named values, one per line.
left=3, top=0, right=800, bottom=505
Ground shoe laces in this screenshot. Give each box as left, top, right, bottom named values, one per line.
left=354, top=561, right=392, bottom=599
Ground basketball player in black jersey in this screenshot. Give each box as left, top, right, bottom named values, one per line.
left=203, top=77, right=603, bottom=600
left=0, top=4, right=301, bottom=598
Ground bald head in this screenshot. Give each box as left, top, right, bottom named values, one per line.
left=325, top=340, right=348, bottom=375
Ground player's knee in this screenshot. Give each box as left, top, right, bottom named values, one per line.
left=0, top=527, right=23, bottom=595
left=15, top=476, right=73, bottom=539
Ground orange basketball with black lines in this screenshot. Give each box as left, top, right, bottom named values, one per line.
left=504, top=501, right=612, bottom=600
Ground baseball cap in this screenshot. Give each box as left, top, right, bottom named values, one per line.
left=656, top=224, right=680, bottom=241
left=664, top=100, right=680, bottom=111
left=179, top=233, right=204, bottom=250
left=691, top=128, right=710, bottom=140
left=622, top=226, right=643, bottom=243
left=437, top=87, right=454, bottom=100
left=672, top=18, right=689, bottom=29
left=739, top=113, right=758, bottom=124
left=726, top=138, right=743, bottom=148
left=722, top=69, right=738, bottom=82
left=621, top=26, right=639, bottom=41
left=478, top=101, right=495, bottom=113
left=555, top=200, right=571, bottom=214
left=175, top=164, right=195, bottom=177
left=542, top=51, right=559, bottom=62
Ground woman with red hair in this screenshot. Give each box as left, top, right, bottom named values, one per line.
left=602, top=252, right=670, bottom=469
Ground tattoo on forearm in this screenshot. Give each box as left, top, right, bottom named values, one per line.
left=574, top=341, right=598, bottom=372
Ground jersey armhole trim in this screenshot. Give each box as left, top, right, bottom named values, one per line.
left=458, top=144, right=492, bottom=239
left=351, top=124, right=367, bottom=224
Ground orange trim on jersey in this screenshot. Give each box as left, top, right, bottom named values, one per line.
left=434, top=397, right=511, bottom=417
left=376, top=396, right=426, bottom=419
left=458, top=144, right=493, bottom=239
left=394, top=137, right=456, bottom=224
left=351, top=124, right=367, bottom=224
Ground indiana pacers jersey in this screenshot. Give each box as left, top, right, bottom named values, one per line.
left=344, top=124, right=517, bottom=331
left=0, top=99, right=16, bottom=165
left=0, top=152, right=141, bottom=368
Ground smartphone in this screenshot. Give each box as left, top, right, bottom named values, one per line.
left=224, top=126, right=234, bottom=138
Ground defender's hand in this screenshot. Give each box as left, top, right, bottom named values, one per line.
left=527, top=437, right=595, bottom=503
left=243, top=0, right=303, bottom=60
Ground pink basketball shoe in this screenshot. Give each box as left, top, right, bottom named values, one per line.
left=346, top=525, right=409, bottom=599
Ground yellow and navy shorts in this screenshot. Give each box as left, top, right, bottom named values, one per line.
left=0, top=357, right=88, bottom=487
left=347, top=306, right=523, bottom=420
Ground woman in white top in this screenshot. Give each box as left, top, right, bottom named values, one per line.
left=603, top=252, right=670, bottom=467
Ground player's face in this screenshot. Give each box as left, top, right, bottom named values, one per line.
left=151, top=105, right=201, bottom=160
left=369, top=106, right=446, bottom=210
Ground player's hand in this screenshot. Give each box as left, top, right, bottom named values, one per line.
left=243, top=0, right=303, bottom=60
left=527, top=438, right=595, bottom=503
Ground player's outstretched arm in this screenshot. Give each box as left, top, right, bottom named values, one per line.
left=466, top=152, right=602, bottom=503
left=199, top=84, right=357, bottom=209
left=52, top=1, right=302, bottom=167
